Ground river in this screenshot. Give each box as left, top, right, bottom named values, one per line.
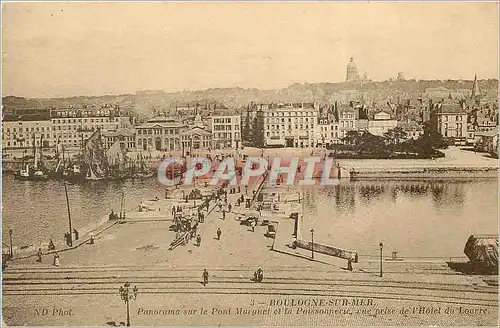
left=2, top=174, right=497, bottom=258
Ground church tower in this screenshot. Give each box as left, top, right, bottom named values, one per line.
left=471, top=74, right=482, bottom=105
left=471, top=74, right=481, bottom=98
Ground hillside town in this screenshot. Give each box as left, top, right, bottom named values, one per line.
left=2, top=59, right=498, bottom=162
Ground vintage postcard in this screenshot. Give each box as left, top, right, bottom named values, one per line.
left=1, top=1, right=498, bottom=327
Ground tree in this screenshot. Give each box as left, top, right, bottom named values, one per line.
left=342, top=130, right=360, bottom=147
left=355, top=132, right=387, bottom=155
left=420, top=122, right=449, bottom=150
left=383, top=127, right=408, bottom=146
left=414, top=122, right=448, bottom=157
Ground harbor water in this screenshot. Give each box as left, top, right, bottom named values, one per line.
left=2, top=174, right=497, bottom=258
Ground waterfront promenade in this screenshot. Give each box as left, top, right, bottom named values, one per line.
left=2, top=147, right=498, bottom=326
left=3, top=173, right=498, bottom=326
left=339, top=147, right=498, bottom=168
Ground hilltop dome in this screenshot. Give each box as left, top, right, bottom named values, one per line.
left=347, top=57, right=357, bottom=69
left=345, top=57, right=360, bottom=82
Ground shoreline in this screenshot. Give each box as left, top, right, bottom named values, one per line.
left=344, top=166, right=498, bottom=179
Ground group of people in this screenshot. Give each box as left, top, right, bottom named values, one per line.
left=168, top=171, right=255, bottom=252
left=36, top=248, right=60, bottom=267
left=63, top=228, right=79, bottom=247
left=201, top=267, right=263, bottom=286
left=109, top=210, right=120, bottom=220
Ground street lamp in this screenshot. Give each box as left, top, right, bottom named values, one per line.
left=379, top=242, right=384, bottom=277
left=310, top=229, right=315, bottom=259
left=119, top=282, right=138, bottom=327
left=8, top=229, right=13, bottom=259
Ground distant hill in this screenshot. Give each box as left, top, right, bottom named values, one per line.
left=3, top=79, right=498, bottom=117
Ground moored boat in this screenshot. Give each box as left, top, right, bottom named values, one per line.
left=14, top=165, right=30, bottom=181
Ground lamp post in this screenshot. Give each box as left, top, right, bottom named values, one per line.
left=310, top=229, right=315, bottom=259
left=379, top=242, right=383, bottom=277
left=119, top=282, right=138, bottom=327
left=8, top=229, right=13, bottom=259
left=63, top=182, right=73, bottom=247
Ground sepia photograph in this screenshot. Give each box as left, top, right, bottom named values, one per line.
left=1, top=1, right=499, bottom=326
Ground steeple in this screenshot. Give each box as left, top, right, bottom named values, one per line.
left=471, top=74, right=481, bottom=99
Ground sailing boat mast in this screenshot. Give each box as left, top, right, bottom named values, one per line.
left=39, top=134, right=43, bottom=170
left=33, top=134, right=38, bottom=169
left=120, top=191, right=125, bottom=219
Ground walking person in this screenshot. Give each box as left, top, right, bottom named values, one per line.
left=196, top=234, right=202, bottom=247
left=222, top=210, right=226, bottom=220
left=36, top=248, right=43, bottom=263
left=53, top=252, right=60, bottom=267
left=216, top=228, right=222, bottom=240
left=202, top=269, right=209, bottom=286
left=48, top=239, right=55, bottom=251
left=73, top=229, right=79, bottom=241
left=228, top=203, right=232, bottom=213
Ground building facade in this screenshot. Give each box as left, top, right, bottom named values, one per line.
left=316, top=119, right=341, bottom=146
left=430, top=102, right=467, bottom=142
left=211, top=115, right=241, bottom=149
left=397, top=120, right=424, bottom=140
left=368, top=111, right=398, bottom=136
left=2, top=118, right=52, bottom=149
left=102, top=128, right=136, bottom=152
left=339, top=107, right=358, bottom=139
left=2, top=107, right=132, bottom=151
left=180, top=115, right=213, bottom=153
left=180, top=126, right=213, bottom=153
left=135, top=117, right=184, bottom=151
left=263, top=103, right=319, bottom=148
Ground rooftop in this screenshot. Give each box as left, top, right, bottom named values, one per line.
left=438, top=103, right=466, bottom=114
left=102, top=128, right=136, bottom=137
left=397, top=120, right=423, bottom=131
left=136, top=122, right=186, bottom=129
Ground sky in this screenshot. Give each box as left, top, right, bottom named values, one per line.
left=2, top=2, right=499, bottom=98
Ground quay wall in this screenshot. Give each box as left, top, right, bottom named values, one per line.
left=348, top=166, right=498, bottom=179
